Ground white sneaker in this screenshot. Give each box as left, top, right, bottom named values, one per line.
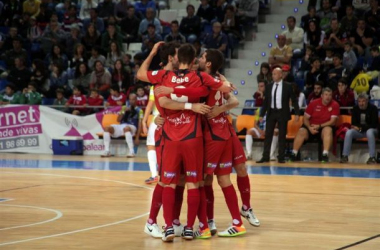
left=207, top=219, right=217, bottom=236
left=144, top=223, right=163, bottom=238
left=126, top=153, right=135, bottom=158
left=240, top=207, right=260, bottom=227
left=101, top=151, right=111, bottom=158
left=173, top=224, right=184, bottom=237
left=246, top=153, right=252, bottom=160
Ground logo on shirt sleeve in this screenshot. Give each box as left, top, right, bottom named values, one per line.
left=152, top=70, right=158, bottom=76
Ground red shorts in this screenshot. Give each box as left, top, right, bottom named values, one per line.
left=232, top=133, right=246, bottom=166
left=160, top=137, right=203, bottom=185
left=204, top=138, right=233, bottom=176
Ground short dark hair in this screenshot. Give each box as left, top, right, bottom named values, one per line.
left=310, top=57, right=320, bottom=64
left=178, top=44, right=196, bottom=65
left=205, top=49, right=224, bottom=74
left=74, top=85, right=84, bottom=94
left=28, top=82, right=37, bottom=89
left=307, top=6, right=316, bottom=12
left=338, top=78, right=348, bottom=86
left=171, top=20, right=179, bottom=26
left=127, top=5, right=134, bottom=10
left=315, top=81, right=324, bottom=87
left=258, top=80, right=268, bottom=85
left=159, top=41, right=180, bottom=66
left=110, top=84, right=120, bottom=92
left=187, top=4, right=195, bottom=11
left=6, top=83, right=16, bottom=91
left=56, top=88, right=64, bottom=95
left=147, top=23, right=156, bottom=29
left=371, top=45, right=380, bottom=53
left=135, top=84, right=145, bottom=91
left=287, top=16, right=296, bottom=23
left=333, top=53, right=342, bottom=60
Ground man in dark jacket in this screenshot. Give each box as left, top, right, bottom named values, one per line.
left=341, top=93, right=379, bottom=164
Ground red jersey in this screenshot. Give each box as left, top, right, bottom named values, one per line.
left=253, top=92, right=264, bottom=107
left=305, top=98, right=340, bottom=125
left=136, top=94, right=148, bottom=108
left=68, top=94, right=87, bottom=106
left=147, top=69, right=223, bottom=141
left=88, top=95, right=104, bottom=106
left=107, top=93, right=127, bottom=106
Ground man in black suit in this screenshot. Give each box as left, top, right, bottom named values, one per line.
left=257, top=68, right=300, bottom=163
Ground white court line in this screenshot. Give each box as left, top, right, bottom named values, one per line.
left=0, top=171, right=152, bottom=246
left=0, top=204, right=63, bottom=231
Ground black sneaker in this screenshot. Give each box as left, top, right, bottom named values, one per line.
left=181, top=226, right=194, bottom=240
left=340, top=155, right=348, bottom=163
left=367, top=157, right=377, bottom=165
left=162, top=226, right=175, bottom=242
left=288, top=152, right=297, bottom=162
left=321, top=154, right=329, bottom=163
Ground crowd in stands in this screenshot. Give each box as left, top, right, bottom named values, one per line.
left=0, top=0, right=262, bottom=114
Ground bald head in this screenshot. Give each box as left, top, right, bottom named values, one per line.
left=272, top=67, right=283, bottom=82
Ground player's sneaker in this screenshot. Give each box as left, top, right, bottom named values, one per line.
left=181, top=226, right=194, bottom=240
left=144, top=223, right=162, bottom=238
left=145, top=176, right=158, bottom=184
left=173, top=223, right=184, bottom=237
left=208, top=219, right=217, bottom=236
left=321, top=154, right=329, bottom=163
left=101, top=151, right=111, bottom=158
left=162, top=227, right=175, bottom=242
left=126, top=153, right=135, bottom=158
left=246, top=153, right=252, bottom=160
left=240, top=207, right=260, bottom=227
left=217, top=225, right=246, bottom=237
left=194, top=227, right=211, bottom=239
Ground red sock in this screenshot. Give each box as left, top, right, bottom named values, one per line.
left=197, top=187, right=208, bottom=230
left=222, top=185, right=243, bottom=227
left=204, top=185, right=214, bottom=220
left=173, top=185, right=185, bottom=225
left=147, top=184, right=164, bottom=225
left=187, top=188, right=200, bottom=229
left=237, top=175, right=251, bottom=210
left=162, top=186, right=175, bottom=229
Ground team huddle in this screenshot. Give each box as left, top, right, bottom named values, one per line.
left=134, top=41, right=259, bottom=242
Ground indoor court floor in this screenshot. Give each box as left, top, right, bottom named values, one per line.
left=0, top=153, right=379, bottom=250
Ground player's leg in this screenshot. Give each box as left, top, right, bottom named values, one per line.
left=146, top=122, right=158, bottom=184
left=144, top=181, right=164, bottom=238
left=270, top=128, right=279, bottom=161
left=101, top=125, right=116, bottom=157
left=321, top=126, right=333, bottom=162
left=290, top=127, right=310, bottom=161
left=203, top=174, right=216, bottom=235
left=194, top=177, right=211, bottom=239
left=123, top=125, right=137, bottom=157
left=173, top=174, right=185, bottom=236
left=245, top=128, right=261, bottom=160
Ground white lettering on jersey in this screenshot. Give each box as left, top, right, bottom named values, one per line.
left=167, top=113, right=191, bottom=126
left=171, top=76, right=190, bottom=84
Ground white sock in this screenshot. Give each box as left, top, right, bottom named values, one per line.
left=147, top=150, right=157, bottom=177
left=245, top=134, right=253, bottom=155
left=103, top=132, right=111, bottom=152
left=293, top=150, right=298, bottom=155
left=125, top=131, right=135, bottom=155
left=270, top=135, right=278, bottom=159
left=323, top=150, right=328, bottom=155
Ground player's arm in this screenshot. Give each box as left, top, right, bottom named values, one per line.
left=142, top=99, right=154, bottom=134
left=154, top=85, right=210, bottom=98
left=206, top=93, right=239, bottom=119
left=202, top=72, right=233, bottom=93
left=117, top=106, right=128, bottom=122
left=158, top=96, right=211, bottom=115
left=136, top=41, right=165, bottom=82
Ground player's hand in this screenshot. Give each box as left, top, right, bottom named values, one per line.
left=206, top=105, right=223, bottom=119
left=192, top=103, right=211, bottom=115
left=142, top=122, right=148, bottom=134
left=294, top=115, right=299, bottom=122
left=155, top=86, right=174, bottom=96
left=150, top=41, right=165, bottom=56
left=154, top=115, right=165, bottom=126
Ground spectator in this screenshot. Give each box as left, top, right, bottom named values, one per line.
left=80, top=0, right=98, bottom=20
left=0, top=83, right=23, bottom=104
left=66, top=86, right=87, bottom=115
left=269, top=34, right=293, bottom=67
left=65, top=24, right=82, bottom=59
left=203, top=22, right=228, bottom=54
left=292, top=83, right=306, bottom=109
left=106, top=42, right=125, bottom=69
left=70, top=44, right=87, bottom=71
left=297, top=45, right=315, bottom=80
left=40, top=17, right=66, bottom=54
left=114, top=0, right=131, bottom=21
left=322, top=47, right=334, bottom=71
left=73, top=62, right=91, bottom=92
left=164, top=21, right=186, bottom=44
left=305, top=57, right=321, bottom=97
left=222, top=5, right=244, bottom=43
left=300, top=6, right=320, bottom=32
left=253, top=80, right=265, bottom=107
left=369, top=45, right=380, bottom=71
left=333, top=78, right=355, bottom=113
left=120, top=6, right=140, bottom=44
left=341, top=5, right=358, bottom=38
left=53, top=88, right=67, bottom=111
left=353, top=0, right=371, bottom=17
left=350, top=70, right=372, bottom=95
left=197, top=0, right=215, bottom=23
left=101, top=93, right=143, bottom=158
left=324, top=18, right=344, bottom=54
left=180, top=4, right=201, bottom=43
left=7, top=57, right=31, bottom=92
left=35, top=3, right=52, bottom=29
left=45, top=44, right=69, bottom=70
left=134, top=0, right=156, bottom=19
left=2, top=27, right=23, bottom=52
left=88, top=46, right=106, bottom=70
left=282, top=64, right=295, bottom=84
left=2, top=37, right=28, bottom=69
left=30, top=59, right=48, bottom=93
left=282, top=16, right=304, bottom=54
left=257, top=62, right=272, bottom=82
left=23, top=0, right=41, bottom=18
left=62, top=5, right=82, bottom=32
left=138, top=7, right=162, bottom=36
left=343, top=42, right=357, bottom=72
left=349, top=19, right=374, bottom=57
left=1, top=0, right=22, bottom=26
left=98, top=0, right=115, bottom=23
left=106, top=84, right=127, bottom=107
left=327, top=53, right=344, bottom=90
left=21, top=82, right=42, bottom=104
left=340, top=93, right=378, bottom=164
left=365, top=0, right=380, bottom=32
left=215, top=0, right=230, bottom=22
left=101, top=24, right=123, bottom=53
left=82, top=23, right=100, bottom=54
left=141, top=24, right=163, bottom=52
left=112, top=59, right=131, bottom=93
left=83, top=8, right=105, bottom=34
left=317, top=0, right=337, bottom=32
left=290, top=88, right=340, bottom=163
left=27, top=17, right=42, bottom=42
left=307, top=80, right=323, bottom=104
left=235, top=0, right=259, bottom=28
left=87, top=89, right=104, bottom=112
left=89, top=60, right=111, bottom=97
left=135, top=85, right=149, bottom=109
left=49, top=62, right=69, bottom=96
left=304, top=19, right=325, bottom=57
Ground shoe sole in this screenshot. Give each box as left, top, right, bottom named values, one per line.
left=162, top=234, right=175, bottom=242
left=127, top=156, right=135, bottom=158
left=100, top=155, right=111, bottom=158
left=182, top=235, right=194, bottom=240
left=195, top=235, right=212, bottom=239
left=145, top=180, right=158, bottom=184
left=144, top=228, right=162, bottom=239
left=240, top=212, right=260, bottom=227
left=218, top=231, right=246, bottom=237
